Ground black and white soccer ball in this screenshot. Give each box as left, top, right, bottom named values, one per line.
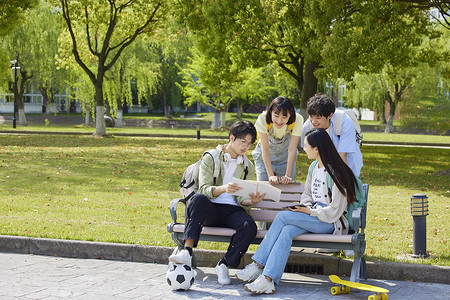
left=166, top=262, right=195, bottom=291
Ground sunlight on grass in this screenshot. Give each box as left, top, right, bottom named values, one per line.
left=0, top=135, right=448, bottom=266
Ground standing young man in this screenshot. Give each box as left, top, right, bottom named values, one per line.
left=301, top=94, right=363, bottom=177
left=169, top=121, right=265, bottom=285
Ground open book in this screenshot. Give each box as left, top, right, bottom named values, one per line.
left=232, top=178, right=281, bottom=202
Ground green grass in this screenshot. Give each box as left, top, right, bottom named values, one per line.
left=0, top=134, right=448, bottom=266
left=1, top=123, right=450, bottom=144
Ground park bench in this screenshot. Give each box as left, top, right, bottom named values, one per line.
left=167, top=182, right=368, bottom=282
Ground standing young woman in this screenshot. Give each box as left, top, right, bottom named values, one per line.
left=252, top=96, right=304, bottom=184
left=236, top=128, right=359, bottom=294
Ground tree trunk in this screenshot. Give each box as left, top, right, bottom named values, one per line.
left=220, top=110, right=226, bottom=128
left=380, top=101, right=387, bottom=124
left=300, top=61, right=320, bottom=119
left=384, top=94, right=395, bottom=133
left=96, top=106, right=106, bottom=136
left=163, top=92, right=170, bottom=118
left=84, top=103, right=90, bottom=125
left=211, top=110, right=220, bottom=129
left=18, top=108, right=27, bottom=126
left=236, top=97, right=242, bottom=119
left=17, top=92, right=26, bottom=126
left=94, top=79, right=106, bottom=136
left=115, top=109, right=123, bottom=128
left=41, top=87, right=48, bottom=113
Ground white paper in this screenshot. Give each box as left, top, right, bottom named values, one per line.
left=232, top=178, right=281, bottom=202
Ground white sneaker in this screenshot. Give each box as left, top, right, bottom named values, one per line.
left=244, top=275, right=275, bottom=294
left=168, top=249, right=191, bottom=266
left=344, top=250, right=355, bottom=257
left=215, top=262, right=231, bottom=285
left=235, top=262, right=263, bottom=283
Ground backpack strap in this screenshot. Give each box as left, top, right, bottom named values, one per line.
left=333, top=110, right=345, bottom=137
left=242, top=155, right=249, bottom=180
left=203, top=149, right=220, bottom=186
left=267, top=122, right=295, bottom=133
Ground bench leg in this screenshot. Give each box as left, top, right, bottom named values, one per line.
left=350, top=234, right=366, bottom=282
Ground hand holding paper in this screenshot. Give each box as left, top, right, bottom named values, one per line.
left=232, top=178, right=281, bottom=202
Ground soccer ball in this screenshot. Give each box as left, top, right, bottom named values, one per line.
left=166, top=263, right=195, bottom=291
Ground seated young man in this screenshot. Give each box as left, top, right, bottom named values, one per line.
left=169, top=120, right=265, bottom=285
left=301, top=94, right=363, bottom=177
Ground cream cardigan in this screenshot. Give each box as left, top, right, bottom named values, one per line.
left=300, top=161, right=349, bottom=235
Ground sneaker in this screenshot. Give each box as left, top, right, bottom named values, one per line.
left=344, top=250, right=355, bottom=257
left=215, top=262, right=231, bottom=285
left=168, top=249, right=191, bottom=266
left=244, top=275, right=275, bottom=294
left=235, top=262, right=263, bottom=283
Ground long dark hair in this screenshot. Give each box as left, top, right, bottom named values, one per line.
left=265, top=96, right=296, bottom=125
left=305, top=128, right=357, bottom=204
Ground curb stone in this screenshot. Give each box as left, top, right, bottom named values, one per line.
left=1, top=235, right=448, bottom=285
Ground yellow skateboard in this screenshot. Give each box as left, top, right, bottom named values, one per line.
left=329, top=275, right=389, bottom=300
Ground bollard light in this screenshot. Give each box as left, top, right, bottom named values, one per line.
left=410, top=194, right=429, bottom=258
left=196, top=125, right=201, bottom=140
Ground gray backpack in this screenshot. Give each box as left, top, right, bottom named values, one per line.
left=179, top=149, right=249, bottom=201
left=179, top=150, right=220, bottom=201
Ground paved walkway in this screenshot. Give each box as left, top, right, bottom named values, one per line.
left=1, top=252, right=449, bottom=300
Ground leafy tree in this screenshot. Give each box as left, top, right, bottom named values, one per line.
left=0, top=0, right=39, bottom=77
left=103, top=38, right=160, bottom=127
left=394, top=0, right=450, bottom=29
left=54, top=0, right=166, bottom=136
left=149, top=25, right=192, bottom=118
left=174, top=0, right=441, bottom=119
left=1, top=2, right=61, bottom=125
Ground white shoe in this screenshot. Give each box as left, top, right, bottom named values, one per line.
left=168, top=249, right=191, bottom=266
left=215, top=262, right=231, bottom=285
left=344, top=250, right=355, bottom=257
left=235, top=262, right=263, bottom=283
left=244, top=275, right=275, bottom=294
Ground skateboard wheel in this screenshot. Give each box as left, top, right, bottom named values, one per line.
left=381, top=294, right=388, bottom=300
left=341, top=286, right=350, bottom=293
left=368, top=295, right=379, bottom=300
left=331, top=286, right=341, bottom=295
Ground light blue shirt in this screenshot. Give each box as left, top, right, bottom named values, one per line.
left=302, top=114, right=363, bottom=177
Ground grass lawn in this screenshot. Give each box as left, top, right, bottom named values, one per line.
left=0, top=134, right=448, bottom=266
left=1, top=123, right=450, bottom=145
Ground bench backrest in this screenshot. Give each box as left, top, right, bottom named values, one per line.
left=250, top=182, right=368, bottom=233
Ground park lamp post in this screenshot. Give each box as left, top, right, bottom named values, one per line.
left=10, top=60, right=20, bottom=129
left=410, top=194, right=429, bottom=258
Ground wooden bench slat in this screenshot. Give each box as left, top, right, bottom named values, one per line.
left=252, top=201, right=298, bottom=209
left=171, top=224, right=352, bottom=243
left=251, top=210, right=280, bottom=222
left=269, top=182, right=305, bottom=193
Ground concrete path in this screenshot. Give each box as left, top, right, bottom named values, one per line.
left=1, top=252, right=449, bottom=300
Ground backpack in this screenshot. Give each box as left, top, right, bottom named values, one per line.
left=309, top=160, right=365, bottom=232
left=333, top=109, right=363, bottom=147
left=179, top=149, right=249, bottom=201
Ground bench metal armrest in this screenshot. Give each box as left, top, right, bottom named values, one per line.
left=170, top=198, right=187, bottom=223
left=352, top=207, right=362, bottom=232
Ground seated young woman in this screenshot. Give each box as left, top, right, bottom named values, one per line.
left=235, top=127, right=359, bottom=295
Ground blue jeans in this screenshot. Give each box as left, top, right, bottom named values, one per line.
left=251, top=205, right=334, bottom=285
